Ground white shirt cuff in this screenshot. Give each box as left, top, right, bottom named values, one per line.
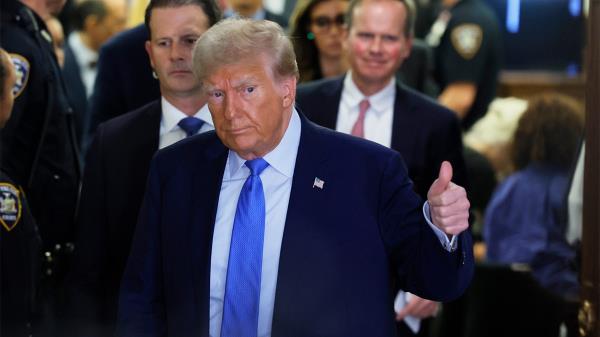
left=422, top=202, right=458, bottom=252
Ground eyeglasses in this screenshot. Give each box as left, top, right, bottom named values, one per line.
left=311, top=14, right=345, bottom=31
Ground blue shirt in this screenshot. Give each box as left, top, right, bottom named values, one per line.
left=484, top=163, right=579, bottom=299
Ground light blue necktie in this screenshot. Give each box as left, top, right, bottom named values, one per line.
left=221, top=158, right=269, bottom=337
left=178, top=116, right=204, bottom=137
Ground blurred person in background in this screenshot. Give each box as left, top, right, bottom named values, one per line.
left=46, top=16, right=66, bottom=67
left=225, top=0, right=287, bottom=27
left=427, top=0, right=502, bottom=130
left=484, top=93, right=583, bottom=336
left=63, top=0, right=126, bottom=145
left=289, top=0, right=349, bottom=83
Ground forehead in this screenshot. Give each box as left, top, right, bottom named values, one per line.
left=205, top=57, right=275, bottom=88
left=312, top=0, right=349, bottom=15
left=351, top=1, right=406, bottom=36
left=150, top=5, right=209, bottom=36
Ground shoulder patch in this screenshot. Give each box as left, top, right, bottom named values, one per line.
left=451, top=24, right=483, bottom=60
left=9, top=54, right=30, bottom=98
left=0, top=183, right=22, bottom=231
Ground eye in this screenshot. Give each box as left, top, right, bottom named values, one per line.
left=245, top=86, right=255, bottom=94
left=157, top=39, right=170, bottom=47
left=382, top=35, right=399, bottom=42
left=185, top=37, right=198, bottom=45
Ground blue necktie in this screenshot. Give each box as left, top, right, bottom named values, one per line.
left=221, top=158, right=269, bottom=337
left=177, top=117, right=204, bottom=137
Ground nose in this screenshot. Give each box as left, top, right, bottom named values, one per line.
left=369, top=36, right=382, bottom=54
left=170, top=42, right=186, bottom=61
left=223, top=91, right=238, bottom=120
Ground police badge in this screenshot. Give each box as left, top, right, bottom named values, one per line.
left=450, top=24, right=483, bottom=60
left=0, top=183, right=22, bottom=231
left=9, top=53, right=30, bottom=99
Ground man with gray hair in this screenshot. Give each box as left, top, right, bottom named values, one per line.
left=118, top=18, right=473, bottom=337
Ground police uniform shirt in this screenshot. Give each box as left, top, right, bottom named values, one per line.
left=0, top=171, right=41, bottom=337
left=0, top=0, right=81, bottom=250
left=433, top=0, right=502, bottom=130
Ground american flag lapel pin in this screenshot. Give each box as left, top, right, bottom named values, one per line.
left=313, top=177, right=324, bottom=189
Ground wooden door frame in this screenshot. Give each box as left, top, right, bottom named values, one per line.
left=582, top=0, right=600, bottom=336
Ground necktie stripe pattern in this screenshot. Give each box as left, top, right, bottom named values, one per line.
left=221, top=158, right=269, bottom=337
left=178, top=116, right=204, bottom=137
left=351, top=99, right=370, bottom=138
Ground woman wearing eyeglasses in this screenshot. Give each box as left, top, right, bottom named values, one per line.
left=289, top=0, right=349, bottom=83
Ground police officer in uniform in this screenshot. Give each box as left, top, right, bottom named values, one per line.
left=0, top=47, right=43, bottom=337
left=0, top=0, right=81, bottom=334
left=427, top=0, right=501, bottom=130
left=0, top=0, right=80, bottom=258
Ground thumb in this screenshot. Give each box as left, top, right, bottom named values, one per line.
left=428, top=161, right=453, bottom=197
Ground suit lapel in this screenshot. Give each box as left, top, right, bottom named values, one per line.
left=390, top=83, right=417, bottom=152
left=271, top=116, right=332, bottom=334
left=300, top=77, right=344, bottom=129
left=189, top=138, right=228, bottom=335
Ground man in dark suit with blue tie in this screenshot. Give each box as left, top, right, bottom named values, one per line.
left=117, top=17, right=473, bottom=337
left=65, top=0, right=221, bottom=336
left=295, top=1, right=467, bottom=333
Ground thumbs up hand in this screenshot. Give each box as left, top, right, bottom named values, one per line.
left=427, top=161, right=470, bottom=236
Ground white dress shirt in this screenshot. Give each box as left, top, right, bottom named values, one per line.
left=337, top=71, right=395, bottom=147
left=67, top=32, right=98, bottom=98
left=159, top=97, right=214, bottom=149
left=209, top=110, right=301, bottom=337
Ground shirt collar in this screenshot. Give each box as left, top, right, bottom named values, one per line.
left=161, top=96, right=213, bottom=132
left=343, top=71, right=396, bottom=115
left=68, top=32, right=98, bottom=69
left=225, top=108, right=301, bottom=180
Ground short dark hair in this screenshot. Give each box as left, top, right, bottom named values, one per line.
left=346, top=0, right=415, bottom=38
left=144, top=0, right=222, bottom=38
left=511, top=93, right=584, bottom=171
left=71, top=0, right=108, bottom=31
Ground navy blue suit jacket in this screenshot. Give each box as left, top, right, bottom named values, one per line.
left=295, top=76, right=467, bottom=200
left=67, top=100, right=161, bottom=337
left=117, top=114, right=473, bottom=337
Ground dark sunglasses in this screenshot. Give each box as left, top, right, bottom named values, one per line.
left=311, top=14, right=346, bottom=29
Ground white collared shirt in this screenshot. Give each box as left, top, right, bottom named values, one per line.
left=337, top=71, right=396, bottom=147
left=67, top=32, right=98, bottom=98
left=159, top=97, right=214, bottom=149
left=209, top=110, right=301, bottom=337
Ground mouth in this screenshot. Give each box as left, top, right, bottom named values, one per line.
left=169, top=69, right=192, bottom=76
left=224, top=126, right=251, bottom=135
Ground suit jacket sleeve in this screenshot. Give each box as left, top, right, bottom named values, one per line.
left=116, top=158, right=166, bottom=337
left=380, top=151, right=473, bottom=302
left=66, top=126, right=109, bottom=337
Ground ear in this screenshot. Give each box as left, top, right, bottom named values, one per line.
left=145, top=40, right=155, bottom=69
left=279, top=76, right=297, bottom=109
left=401, top=36, right=413, bottom=59
left=83, top=15, right=99, bottom=31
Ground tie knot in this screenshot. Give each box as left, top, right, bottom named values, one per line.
left=178, top=117, right=204, bottom=137
left=245, top=158, right=269, bottom=176
left=359, top=99, right=370, bottom=116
